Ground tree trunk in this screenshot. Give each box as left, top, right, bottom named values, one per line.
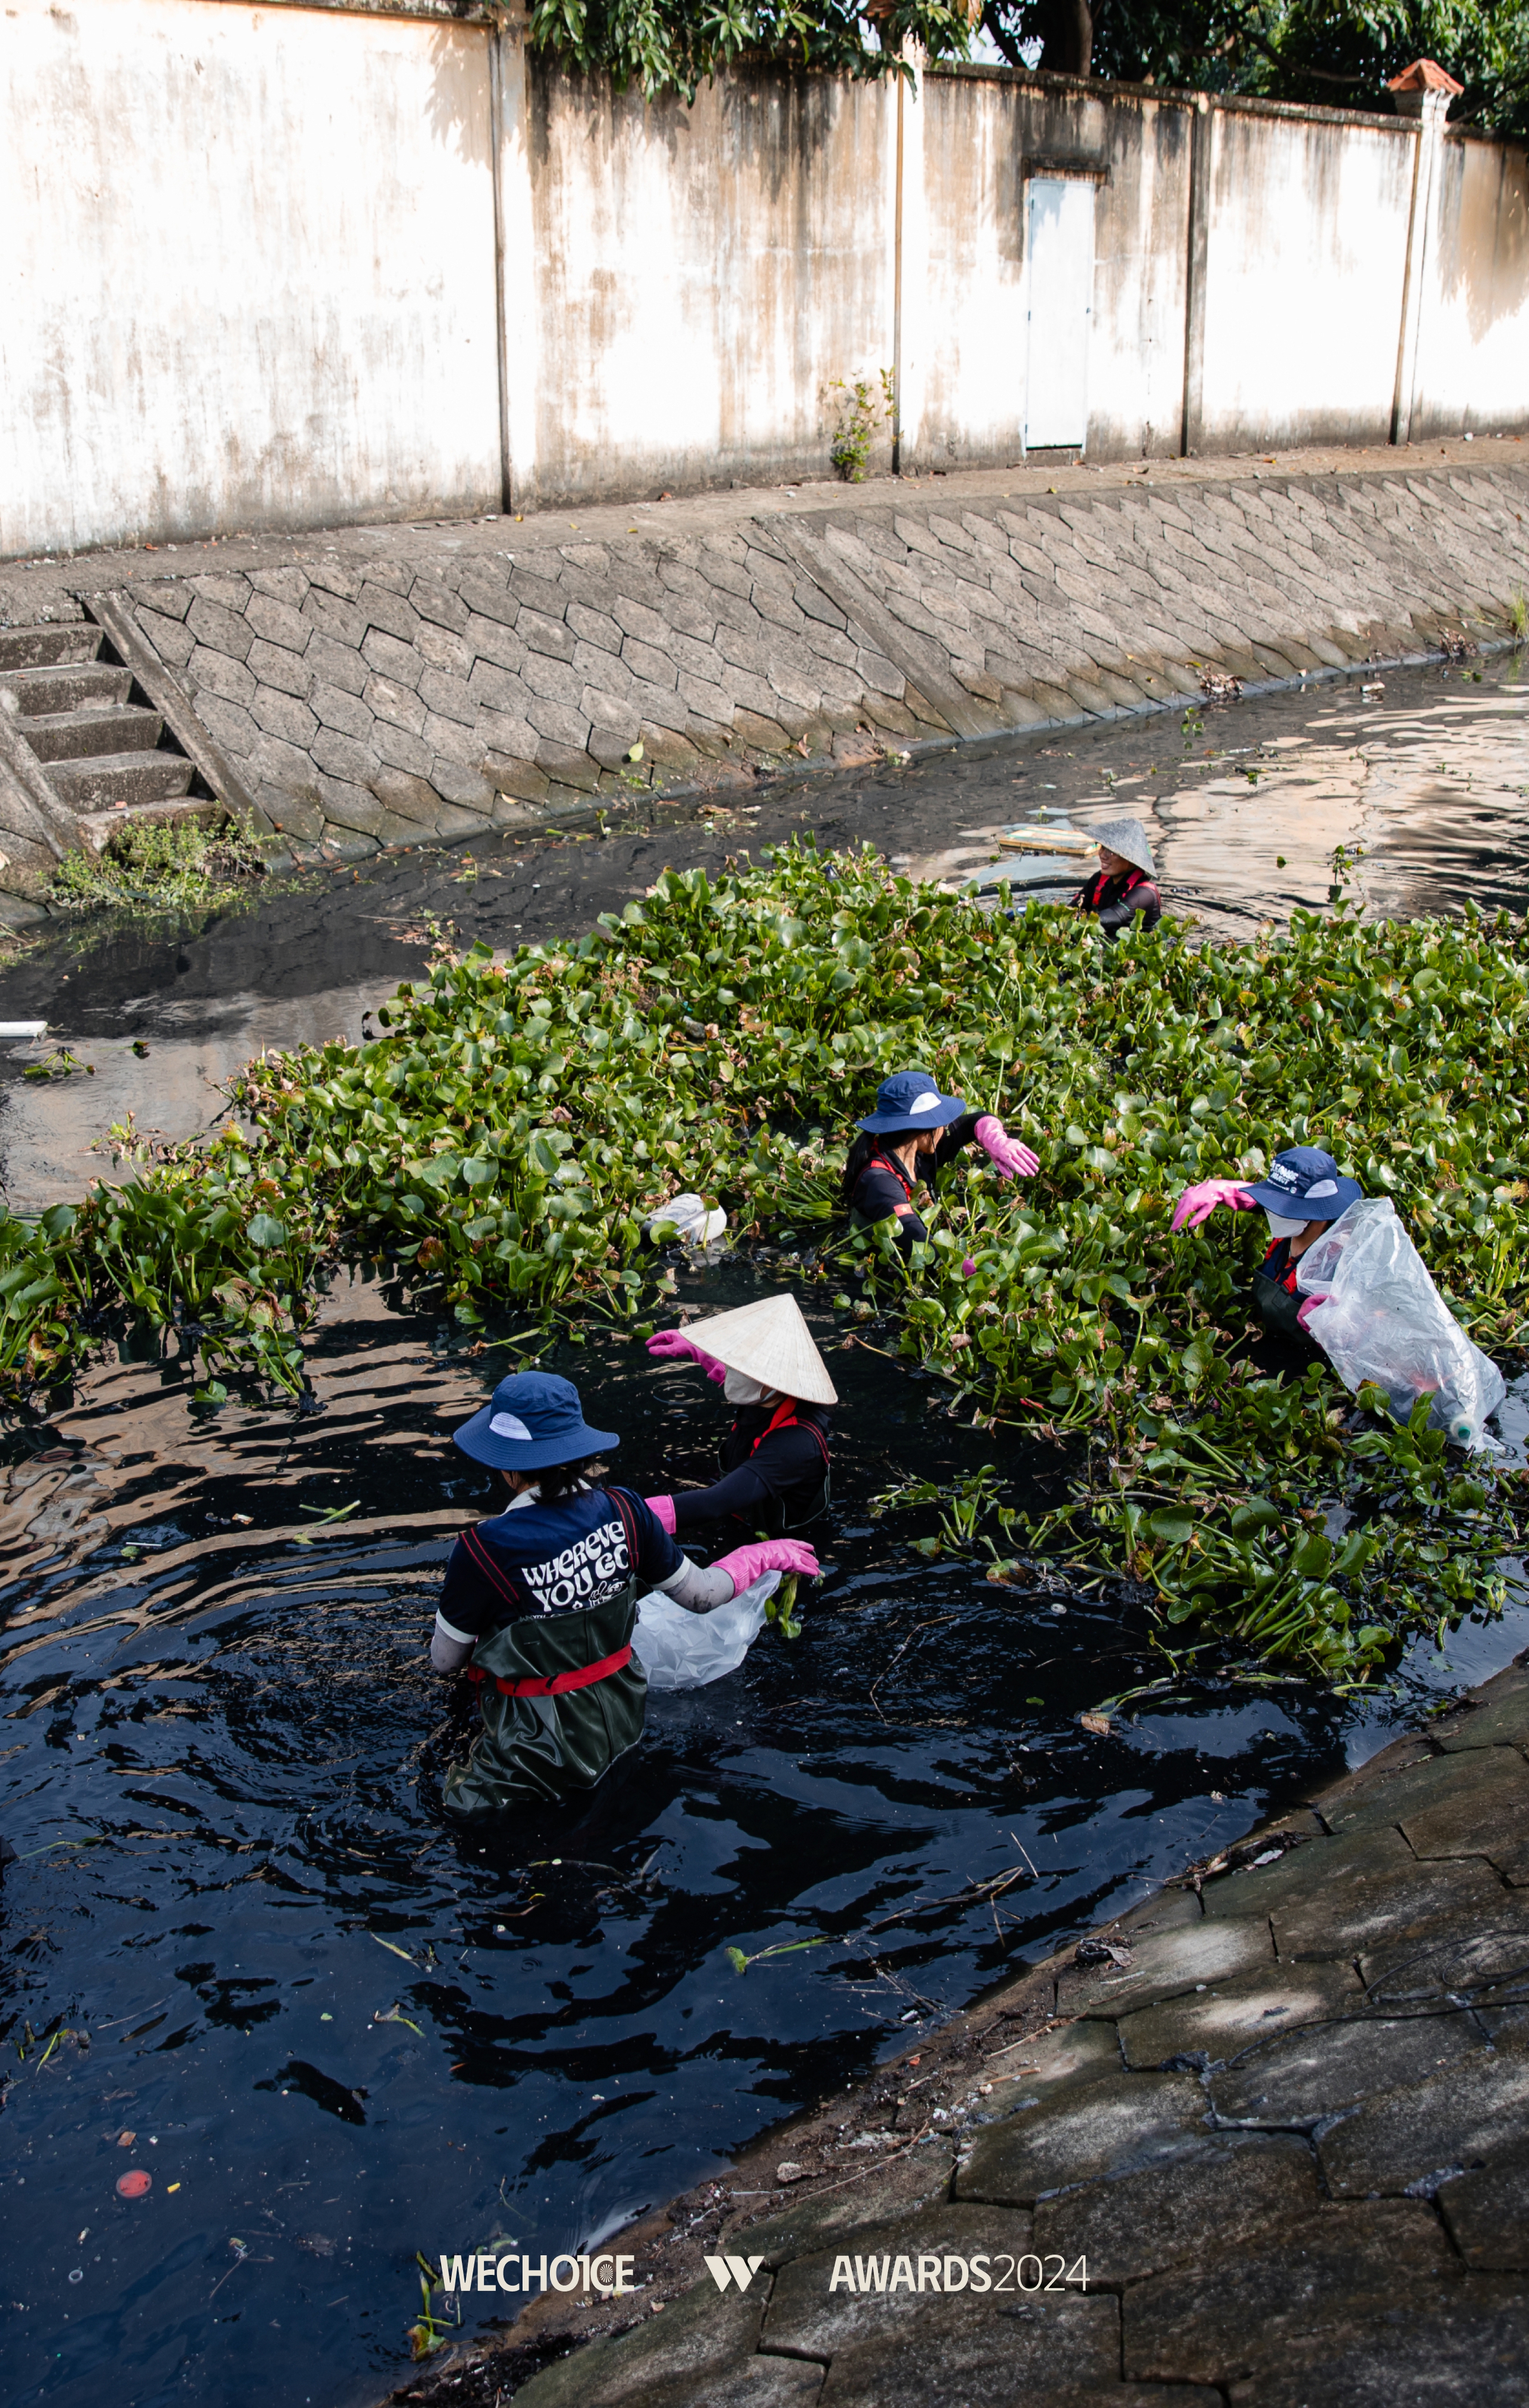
left=1036, top=0, right=1093, bottom=76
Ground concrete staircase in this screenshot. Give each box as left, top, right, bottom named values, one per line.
left=0, top=621, right=201, bottom=817
left=0, top=603, right=258, bottom=917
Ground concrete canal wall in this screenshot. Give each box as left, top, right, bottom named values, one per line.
left=0, top=450, right=1522, bottom=898
left=2, top=1, right=1528, bottom=558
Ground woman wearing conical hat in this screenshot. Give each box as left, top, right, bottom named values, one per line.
left=644, top=1294, right=835, bottom=1537
left=1072, top=817, right=1162, bottom=936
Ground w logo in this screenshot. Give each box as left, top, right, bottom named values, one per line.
left=704, top=2255, right=766, bottom=2294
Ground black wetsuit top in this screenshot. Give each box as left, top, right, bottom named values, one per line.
left=671, top=1401, right=832, bottom=1533
left=1073, top=866, right=1162, bottom=934
left=849, top=1115, right=982, bottom=1251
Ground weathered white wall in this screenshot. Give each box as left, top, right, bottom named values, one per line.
left=1195, top=103, right=1418, bottom=451
left=1, top=0, right=1526, bottom=556
left=1415, top=136, right=1529, bottom=438
left=913, top=72, right=1193, bottom=467
left=513, top=65, right=896, bottom=504
left=0, top=0, right=502, bottom=558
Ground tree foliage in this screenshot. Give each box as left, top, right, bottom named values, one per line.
left=526, top=0, right=977, bottom=99
left=980, top=0, right=1529, bottom=141
left=521, top=0, right=1528, bottom=134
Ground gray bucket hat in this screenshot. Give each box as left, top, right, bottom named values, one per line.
left=1090, top=817, right=1156, bottom=878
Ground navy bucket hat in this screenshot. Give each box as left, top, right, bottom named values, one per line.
left=453, top=1371, right=619, bottom=1472
left=1242, top=1145, right=1364, bottom=1223
left=856, top=1070, right=968, bottom=1134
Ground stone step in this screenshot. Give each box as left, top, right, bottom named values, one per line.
left=47, top=751, right=196, bottom=811
left=0, top=661, right=134, bottom=714
left=0, top=623, right=103, bottom=673
left=23, top=704, right=164, bottom=764
left=76, top=795, right=229, bottom=851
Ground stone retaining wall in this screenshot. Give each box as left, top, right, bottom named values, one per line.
left=3, top=458, right=1525, bottom=888
left=112, top=463, right=1529, bottom=862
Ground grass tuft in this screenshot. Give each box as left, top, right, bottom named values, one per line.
left=48, top=813, right=268, bottom=915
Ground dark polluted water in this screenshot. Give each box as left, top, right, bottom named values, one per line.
left=2, top=655, right=1528, bottom=2408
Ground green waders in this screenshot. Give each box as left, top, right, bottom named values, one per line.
left=441, top=1582, right=646, bottom=1816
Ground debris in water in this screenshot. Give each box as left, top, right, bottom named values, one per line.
left=1073, top=1936, right=1132, bottom=1969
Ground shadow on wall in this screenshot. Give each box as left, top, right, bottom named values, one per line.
left=526, top=54, right=853, bottom=184
left=425, top=20, right=492, bottom=167
left=716, top=59, right=855, bottom=190
left=1437, top=137, right=1529, bottom=343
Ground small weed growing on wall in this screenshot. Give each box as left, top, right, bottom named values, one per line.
left=1509, top=588, right=1528, bottom=644
left=828, top=369, right=895, bottom=483
left=49, top=813, right=269, bottom=915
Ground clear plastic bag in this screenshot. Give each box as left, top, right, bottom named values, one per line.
left=642, top=1192, right=728, bottom=1247
left=1295, top=1197, right=1505, bottom=1447
left=630, top=1571, right=781, bottom=1692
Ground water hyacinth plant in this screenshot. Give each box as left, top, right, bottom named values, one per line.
left=3, top=839, right=1526, bottom=1680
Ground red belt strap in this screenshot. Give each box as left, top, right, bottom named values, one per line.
left=467, top=1644, right=633, bottom=1699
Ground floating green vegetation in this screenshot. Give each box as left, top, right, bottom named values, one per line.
left=4, top=840, right=1527, bottom=1680
left=47, top=812, right=269, bottom=915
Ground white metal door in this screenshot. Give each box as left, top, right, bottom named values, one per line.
left=1024, top=176, right=1095, bottom=450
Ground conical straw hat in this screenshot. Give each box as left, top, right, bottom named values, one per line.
left=1089, top=816, right=1156, bottom=877
left=679, top=1293, right=838, bottom=1406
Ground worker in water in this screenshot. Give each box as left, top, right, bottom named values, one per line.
left=1073, top=817, right=1162, bottom=936
left=841, top=1069, right=1039, bottom=1254
left=644, top=1293, right=835, bottom=1536
left=430, top=1371, right=817, bottom=1813
left=1171, top=1145, right=1364, bottom=1348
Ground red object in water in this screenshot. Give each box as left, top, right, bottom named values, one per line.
left=116, top=2169, right=152, bottom=2200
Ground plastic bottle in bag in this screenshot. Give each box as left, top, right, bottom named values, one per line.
left=630, top=1570, right=781, bottom=1692
left=1295, top=1197, right=1505, bottom=1447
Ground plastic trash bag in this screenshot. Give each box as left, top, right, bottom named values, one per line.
left=1295, top=1197, right=1505, bottom=1447
left=642, top=1192, right=727, bottom=1247
left=630, top=1570, right=781, bottom=1692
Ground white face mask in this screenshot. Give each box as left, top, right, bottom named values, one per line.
left=1265, top=1210, right=1307, bottom=1243
left=723, top=1368, right=769, bottom=1406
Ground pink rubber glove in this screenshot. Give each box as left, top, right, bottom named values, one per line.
left=1295, top=1294, right=1330, bottom=1333
left=1171, top=1179, right=1255, bottom=1234
left=645, top=1493, right=678, bottom=1534
left=646, top=1328, right=727, bottom=1385
left=974, top=1115, right=1040, bottom=1179
left=714, top=1538, right=820, bottom=1597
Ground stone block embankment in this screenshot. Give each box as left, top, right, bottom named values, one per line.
left=422, top=1648, right=1529, bottom=2408
left=2, top=454, right=1526, bottom=888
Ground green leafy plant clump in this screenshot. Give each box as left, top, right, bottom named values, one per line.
left=4, top=840, right=1527, bottom=1681
left=48, top=813, right=269, bottom=916
left=828, top=368, right=896, bottom=482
